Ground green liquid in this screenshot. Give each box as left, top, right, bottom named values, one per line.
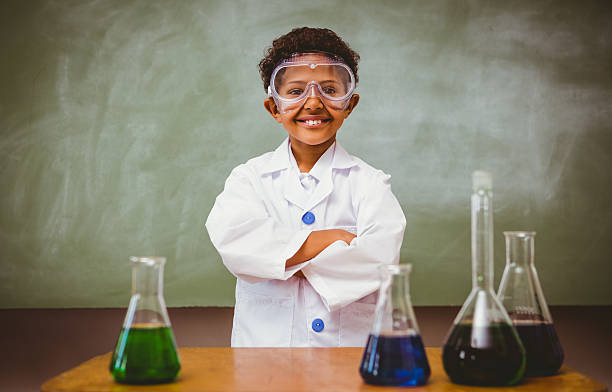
left=110, top=325, right=181, bottom=384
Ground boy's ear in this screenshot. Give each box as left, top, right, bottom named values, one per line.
left=264, top=98, right=283, bottom=122
left=343, top=94, right=360, bottom=118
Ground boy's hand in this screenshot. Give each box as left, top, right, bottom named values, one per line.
left=286, top=229, right=356, bottom=268
left=337, top=229, right=357, bottom=245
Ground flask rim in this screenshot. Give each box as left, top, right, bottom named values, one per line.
left=379, top=263, right=412, bottom=275
left=129, top=256, right=166, bottom=266
left=503, top=231, right=536, bottom=238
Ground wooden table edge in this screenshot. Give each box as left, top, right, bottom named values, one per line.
left=40, top=347, right=609, bottom=392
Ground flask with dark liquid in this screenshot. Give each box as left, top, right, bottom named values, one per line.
left=110, top=257, right=180, bottom=384
left=498, top=231, right=564, bottom=376
left=442, top=171, right=526, bottom=386
left=360, top=264, right=430, bottom=386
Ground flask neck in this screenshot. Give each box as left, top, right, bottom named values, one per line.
left=390, top=270, right=411, bottom=306
left=471, top=189, right=494, bottom=291
left=381, top=265, right=412, bottom=304
left=374, top=264, right=420, bottom=335
left=131, top=257, right=164, bottom=297
left=504, top=232, right=535, bottom=267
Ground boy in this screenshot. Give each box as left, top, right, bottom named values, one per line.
left=206, top=27, right=406, bottom=347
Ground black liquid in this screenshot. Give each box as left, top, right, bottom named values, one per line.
left=442, top=323, right=525, bottom=386
left=360, top=334, right=430, bottom=386
left=515, top=322, right=564, bottom=376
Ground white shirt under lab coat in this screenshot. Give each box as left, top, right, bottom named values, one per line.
left=206, top=138, right=406, bottom=347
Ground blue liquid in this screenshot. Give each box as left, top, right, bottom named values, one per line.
left=359, top=334, right=430, bottom=386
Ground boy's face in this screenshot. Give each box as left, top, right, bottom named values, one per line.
left=264, top=53, right=359, bottom=148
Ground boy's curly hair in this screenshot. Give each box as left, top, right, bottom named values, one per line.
left=258, top=27, right=360, bottom=92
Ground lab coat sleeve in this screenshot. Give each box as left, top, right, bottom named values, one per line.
left=205, top=165, right=311, bottom=283
left=302, top=170, right=406, bottom=312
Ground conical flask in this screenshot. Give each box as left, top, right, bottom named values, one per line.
left=498, top=231, right=564, bottom=376
left=442, top=171, right=525, bottom=386
left=359, top=264, right=430, bottom=386
left=110, top=256, right=181, bottom=384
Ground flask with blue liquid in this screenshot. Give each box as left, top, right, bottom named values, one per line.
left=359, top=264, right=430, bottom=386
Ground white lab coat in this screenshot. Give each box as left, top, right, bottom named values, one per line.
left=206, top=138, right=406, bottom=347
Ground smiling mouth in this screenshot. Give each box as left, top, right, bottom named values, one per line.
left=296, top=119, right=331, bottom=127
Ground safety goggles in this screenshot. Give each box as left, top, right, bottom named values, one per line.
left=268, top=53, right=356, bottom=113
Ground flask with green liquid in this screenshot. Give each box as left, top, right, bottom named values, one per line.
left=110, top=256, right=180, bottom=384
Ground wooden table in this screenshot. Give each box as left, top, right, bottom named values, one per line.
left=42, top=347, right=607, bottom=391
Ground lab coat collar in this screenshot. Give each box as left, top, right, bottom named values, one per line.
left=282, top=140, right=335, bottom=211
left=331, top=142, right=357, bottom=170
left=260, top=138, right=357, bottom=175
left=262, top=137, right=358, bottom=211
left=302, top=141, right=334, bottom=182
left=260, top=138, right=292, bottom=174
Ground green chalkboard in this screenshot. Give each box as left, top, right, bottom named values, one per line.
left=1, top=0, right=611, bottom=308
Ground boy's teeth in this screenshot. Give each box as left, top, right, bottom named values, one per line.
left=305, top=120, right=322, bottom=126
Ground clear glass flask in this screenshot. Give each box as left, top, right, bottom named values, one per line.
left=359, top=264, right=430, bottom=386
left=498, top=231, right=564, bottom=376
left=110, top=257, right=181, bottom=384
left=442, top=171, right=525, bottom=386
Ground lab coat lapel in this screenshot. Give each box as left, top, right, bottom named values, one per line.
left=303, top=143, right=335, bottom=212
left=260, top=138, right=308, bottom=210
left=305, top=142, right=357, bottom=211
left=283, top=170, right=308, bottom=210
left=305, top=171, right=332, bottom=212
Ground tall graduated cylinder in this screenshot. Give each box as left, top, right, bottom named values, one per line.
left=359, top=264, right=430, bottom=386
left=442, top=171, right=525, bottom=386
left=110, top=257, right=181, bottom=384
left=498, top=232, right=564, bottom=376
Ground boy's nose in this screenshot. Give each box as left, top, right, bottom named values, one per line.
left=303, top=95, right=324, bottom=110
left=303, top=85, right=324, bottom=110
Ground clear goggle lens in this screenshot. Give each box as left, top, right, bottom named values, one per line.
left=269, top=61, right=355, bottom=113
